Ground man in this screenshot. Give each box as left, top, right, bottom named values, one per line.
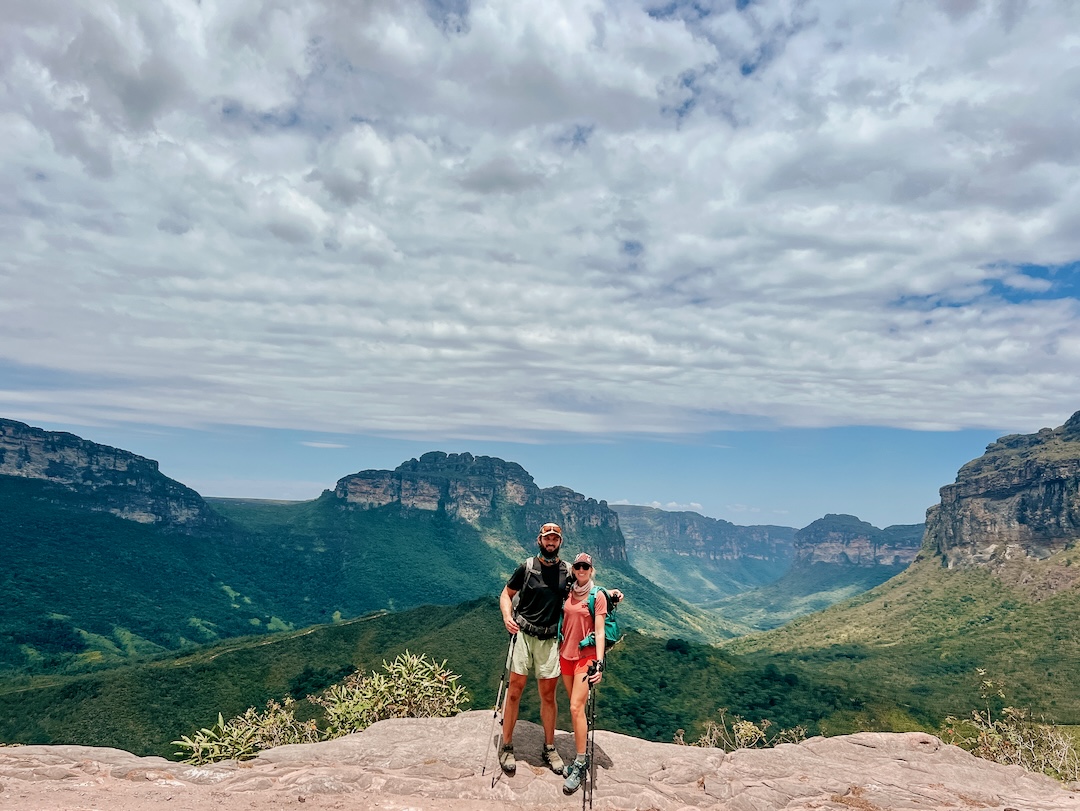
left=497, top=521, right=571, bottom=775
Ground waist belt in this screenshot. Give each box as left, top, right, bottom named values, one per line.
left=515, top=615, right=559, bottom=640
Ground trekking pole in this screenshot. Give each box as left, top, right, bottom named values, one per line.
left=482, top=633, right=517, bottom=783
left=583, top=659, right=600, bottom=811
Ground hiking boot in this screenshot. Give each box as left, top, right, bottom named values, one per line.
left=542, top=744, right=564, bottom=774
left=562, top=757, right=588, bottom=795
left=498, top=742, right=516, bottom=774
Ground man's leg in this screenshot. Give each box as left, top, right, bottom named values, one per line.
left=538, top=675, right=559, bottom=745
left=502, top=672, right=527, bottom=745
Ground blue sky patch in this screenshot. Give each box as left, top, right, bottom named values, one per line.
left=985, top=262, right=1080, bottom=303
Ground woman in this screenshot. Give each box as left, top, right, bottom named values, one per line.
left=558, top=551, right=610, bottom=795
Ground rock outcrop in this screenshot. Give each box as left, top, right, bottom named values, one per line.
left=0, top=712, right=1076, bottom=811
left=335, top=452, right=626, bottom=561
left=0, top=418, right=220, bottom=528
left=794, top=514, right=923, bottom=566
left=613, top=504, right=795, bottom=563
left=926, top=411, right=1080, bottom=568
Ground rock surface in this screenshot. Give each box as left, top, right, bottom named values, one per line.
left=1, top=711, right=1077, bottom=810
left=926, top=411, right=1080, bottom=568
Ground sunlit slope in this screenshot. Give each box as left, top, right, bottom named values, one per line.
left=708, top=562, right=908, bottom=631
left=727, top=552, right=1080, bottom=724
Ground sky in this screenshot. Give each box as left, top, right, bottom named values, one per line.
left=2, top=0, right=1079, bottom=529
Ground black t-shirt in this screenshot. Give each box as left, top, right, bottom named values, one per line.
left=507, top=557, right=571, bottom=630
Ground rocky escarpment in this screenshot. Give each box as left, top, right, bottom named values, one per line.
left=927, top=411, right=1080, bottom=568
left=0, top=418, right=220, bottom=528
left=613, top=504, right=795, bottom=562
left=334, top=451, right=626, bottom=561
left=794, top=514, right=923, bottom=566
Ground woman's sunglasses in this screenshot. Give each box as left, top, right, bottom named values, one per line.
left=573, top=563, right=592, bottom=570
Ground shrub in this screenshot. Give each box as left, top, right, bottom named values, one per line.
left=941, top=669, right=1080, bottom=783
left=309, top=650, right=468, bottom=737
left=173, top=697, right=319, bottom=764
left=674, top=708, right=806, bottom=750
left=174, top=652, right=468, bottom=764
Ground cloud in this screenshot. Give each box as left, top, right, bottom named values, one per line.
left=646, top=500, right=705, bottom=513
left=300, top=441, right=348, bottom=449
left=3, top=0, right=1080, bottom=439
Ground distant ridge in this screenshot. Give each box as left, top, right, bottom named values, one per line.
left=794, top=514, right=922, bottom=567
left=0, top=418, right=220, bottom=528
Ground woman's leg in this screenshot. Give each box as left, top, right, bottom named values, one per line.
left=568, top=667, right=590, bottom=754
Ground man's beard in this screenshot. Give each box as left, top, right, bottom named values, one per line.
left=539, top=544, right=560, bottom=563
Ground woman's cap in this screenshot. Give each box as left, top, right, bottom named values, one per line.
left=572, top=552, right=593, bottom=566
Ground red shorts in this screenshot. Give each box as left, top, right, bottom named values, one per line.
left=560, top=656, right=596, bottom=677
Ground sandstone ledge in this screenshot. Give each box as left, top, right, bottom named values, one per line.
left=1, top=711, right=1077, bottom=810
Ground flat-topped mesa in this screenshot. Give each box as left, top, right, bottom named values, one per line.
left=794, top=514, right=923, bottom=566
left=926, top=411, right=1080, bottom=568
left=0, top=418, right=219, bottom=527
left=612, top=504, right=795, bottom=563
left=334, top=451, right=627, bottom=561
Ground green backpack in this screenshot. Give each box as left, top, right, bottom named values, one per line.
left=577, top=586, right=621, bottom=650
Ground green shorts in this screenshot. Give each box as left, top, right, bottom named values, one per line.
left=510, top=632, right=560, bottom=680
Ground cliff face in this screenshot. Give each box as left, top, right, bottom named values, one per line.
left=334, top=451, right=626, bottom=561
left=926, top=411, right=1080, bottom=568
left=794, top=514, right=922, bottom=566
left=613, top=504, right=795, bottom=563
left=0, top=418, right=220, bottom=528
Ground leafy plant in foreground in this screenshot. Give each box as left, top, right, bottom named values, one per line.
left=173, top=652, right=467, bottom=764
left=309, top=650, right=468, bottom=737
left=673, top=708, right=806, bottom=750
left=941, top=669, right=1080, bottom=782
left=173, top=697, right=319, bottom=764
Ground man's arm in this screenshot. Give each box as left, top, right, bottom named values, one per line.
left=500, top=586, right=520, bottom=635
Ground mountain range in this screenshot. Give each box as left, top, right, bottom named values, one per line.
left=4, top=412, right=1080, bottom=757
left=0, top=417, right=924, bottom=676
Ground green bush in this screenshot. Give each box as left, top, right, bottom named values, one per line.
left=309, top=650, right=469, bottom=737
left=173, top=698, right=319, bottom=764
left=174, top=652, right=467, bottom=764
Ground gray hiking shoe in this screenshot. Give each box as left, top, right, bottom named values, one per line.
left=542, top=744, right=564, bottom=774
left=562, top=757, right=588, bottom=795
left=498, top=742, right=516, bottom=774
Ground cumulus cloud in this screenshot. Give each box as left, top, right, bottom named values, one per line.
left=2, top=0, right=1079, bottom=439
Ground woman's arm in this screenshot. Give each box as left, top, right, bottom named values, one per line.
left=590, top=595, right=606, bottom=683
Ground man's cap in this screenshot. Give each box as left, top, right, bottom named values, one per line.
left=572, top=552, right=593, bottom=566
left=538, top=522, right=562, bottom=539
